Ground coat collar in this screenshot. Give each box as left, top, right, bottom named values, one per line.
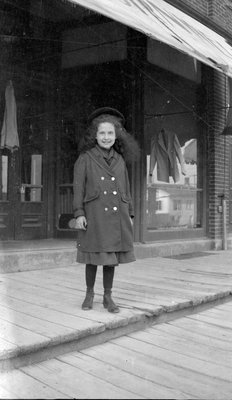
left=87, top=146, right=121, bottom=174
left=95, top=144, right=115, bottom=164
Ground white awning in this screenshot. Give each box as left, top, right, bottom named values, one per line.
left=67, top=0, right=232, bottom=77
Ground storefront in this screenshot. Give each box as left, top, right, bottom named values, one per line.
left=1, top=0, right=232, bottom=248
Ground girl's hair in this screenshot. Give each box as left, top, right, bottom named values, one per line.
left=78, top=114, right=140, bottom=163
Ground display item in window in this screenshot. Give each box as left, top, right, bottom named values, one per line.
left=149, top=128, right=186, bottom=182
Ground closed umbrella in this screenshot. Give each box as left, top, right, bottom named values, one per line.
left=0, top=80, right=19, bottom=151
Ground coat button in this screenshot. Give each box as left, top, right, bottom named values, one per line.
left=111, top=177, right=115, bottom=181
left=101, top=176, right=105, bottom=180
left=113, top=206, right=117, bottom=211
left=104, top=207, right=108, bottom=211
left=113, top=191, right=117, bottom=195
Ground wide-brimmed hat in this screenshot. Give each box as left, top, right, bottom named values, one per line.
left=88, top=107, right=125, bottom=125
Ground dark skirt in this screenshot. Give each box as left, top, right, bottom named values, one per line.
left=76, top=250, right=136, bottom=266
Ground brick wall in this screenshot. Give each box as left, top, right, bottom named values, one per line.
left=169, top=0, right=232, bottom=240
left=178, top=0, right=208, bottom=16
left=207, top=0, right=232, bottom=33
left=204, top=68, right=231, bottom=240
left=170, top=0, right=232, bottom=36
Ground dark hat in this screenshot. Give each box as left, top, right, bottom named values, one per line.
left=88, top=107, right=125, bottom=125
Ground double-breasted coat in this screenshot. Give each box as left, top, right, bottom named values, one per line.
left=73, top=146, right=134, bottom=253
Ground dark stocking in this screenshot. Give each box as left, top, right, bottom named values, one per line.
left=103, top=265, right=115, bottom=289
left=103, top=266, right=119, bottom=313
left=82, top=264, right=97, bottom=310
left=85, top=264, right=97, bottom=289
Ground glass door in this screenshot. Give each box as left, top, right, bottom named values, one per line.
left=0, top=149, right=14, bottom=239
left=0, top=122, right=46, bottom=240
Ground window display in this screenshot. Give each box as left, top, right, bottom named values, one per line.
left=144, top=69, right=203, bottom=236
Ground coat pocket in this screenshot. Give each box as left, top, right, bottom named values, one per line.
left=121, top=193, right=130, bottom=203
left=83, top=189, right=100, bottom=203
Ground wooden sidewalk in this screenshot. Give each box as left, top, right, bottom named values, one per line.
left=0, top=250, right=232, bottom=373
left=1, top=300, right=232, bottom=398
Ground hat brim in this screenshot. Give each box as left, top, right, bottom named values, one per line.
left=88, top=107, right=125, bottom=125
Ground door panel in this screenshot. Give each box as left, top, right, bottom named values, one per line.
left=0, top=151, right=16, bottom=239
left=15, top=149, right=45, bottom=240
left=0, top=135, right=46, bottom=240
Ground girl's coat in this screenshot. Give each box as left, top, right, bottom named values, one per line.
left=73, top=146, right=134, bottom=252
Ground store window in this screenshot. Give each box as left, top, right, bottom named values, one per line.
left=144, top=66, right=204, bottom=240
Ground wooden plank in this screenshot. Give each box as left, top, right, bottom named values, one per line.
left=0, top=277, right=80, bottom=300
left=0, top=279, right=162, bottom=311
left=0, top=296, right=106, bottom=330
left=119, top=269, right=232, bottom=288
left=170, top=316, right=232, bottom=342
left=4, top=262, right=232, bottom=297
left=110, top=335, right=232, bottom=383
left=0, top=384, right=21, bottom=399
left=0, top=319, right=49, bottom=348
left=0, top=304, right=77, bottom=338
left=0, top=286, right=141, bottom=332
left=0, top=369, right=70, bottom=399
left=128, top=326, right=232, bottom=367
left=196, top=306, right=232, bottom=321
left=1, top=269, right=83, bottom=292
left=0, top=274, right=113, bottom=312
left=21, top=358, right=141, bottom=399
left=2, top=262, right=231, bottom=316
left=0, top=337, right=18, bottom=353
left=80, top=341, right=229, bottom=399
left=0, top=292, right=143, bottom=339
left=149, top=322, right=232, bottom=352
left=187, top=313, right=232, bottom=329
left=1, top=270, right=164, bottom=307
left=57, top=351, right=188, bottom=399
left=213, top=302, right=232, bottom=311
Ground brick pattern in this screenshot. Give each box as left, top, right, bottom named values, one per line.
left=170, top=0, right=232, bottom=35
left=180, top=0, right=208, bottom=16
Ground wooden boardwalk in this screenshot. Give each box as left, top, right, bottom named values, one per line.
left=0, top=251, right=232, bottom=370
left=1, top=300, right=232, bottom=399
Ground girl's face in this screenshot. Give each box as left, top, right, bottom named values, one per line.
left=96, top=122, right=116, bottom=150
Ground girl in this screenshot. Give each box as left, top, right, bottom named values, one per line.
left=73, top=107, right=140, bottom=313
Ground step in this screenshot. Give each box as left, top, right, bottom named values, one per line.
left=0, top=238, right=217, bottom=273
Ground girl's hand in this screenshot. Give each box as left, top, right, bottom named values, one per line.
left=75, top=216, right=87, bottom=230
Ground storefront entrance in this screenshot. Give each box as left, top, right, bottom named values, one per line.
left=55, top=60, right=131, bottom=237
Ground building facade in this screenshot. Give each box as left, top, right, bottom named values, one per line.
left=0, top=0, right=232, bottom=252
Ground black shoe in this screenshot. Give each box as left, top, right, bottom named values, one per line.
left=103, top=291, right=119, bottom=313
left=82, top=290, right=94, bottom=310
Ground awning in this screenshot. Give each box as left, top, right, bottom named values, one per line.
left=67, top=0, right=232, bottom=77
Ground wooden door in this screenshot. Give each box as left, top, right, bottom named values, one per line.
left=0, top=130, right=47, bottom=240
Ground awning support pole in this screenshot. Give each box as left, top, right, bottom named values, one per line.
left=222, top=198, right=227, bottom=250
